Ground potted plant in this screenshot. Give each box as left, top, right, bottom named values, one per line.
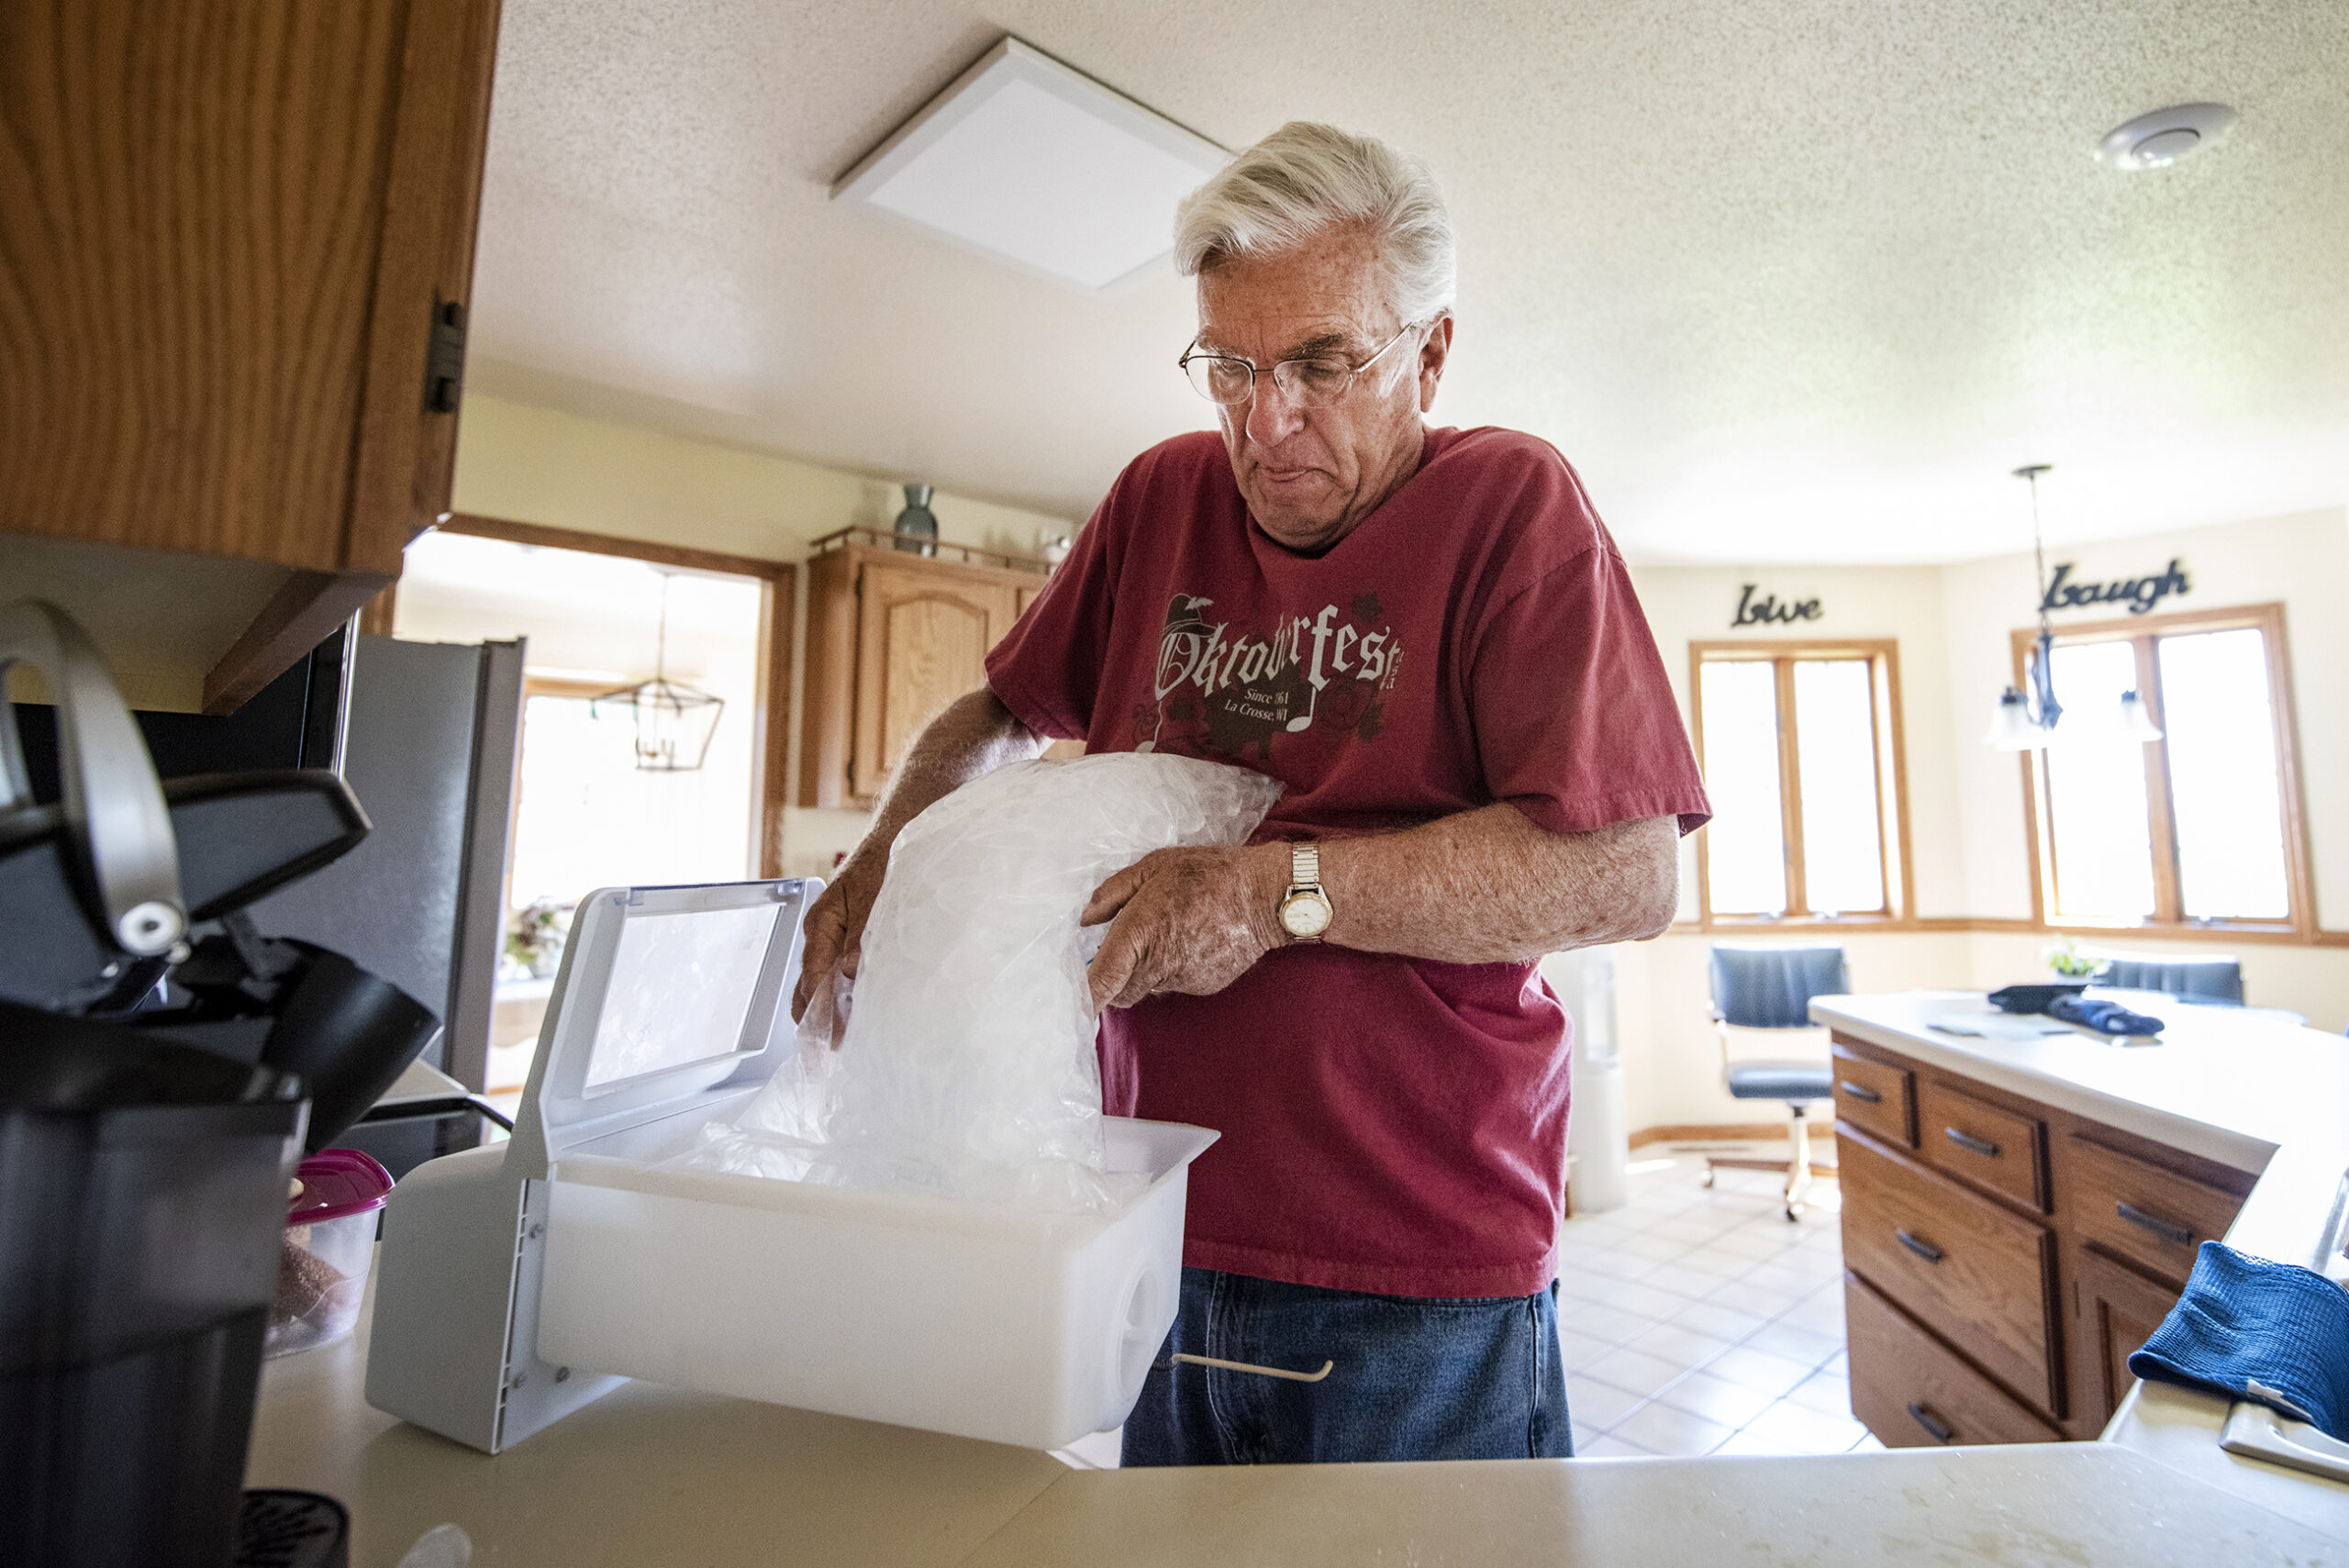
left=2043, top=937, right=2102, bottom=982
left=505, top=897, right=574, bottom=980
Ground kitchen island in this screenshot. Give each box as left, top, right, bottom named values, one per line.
left=246, top=990, right=2349, bottom=1563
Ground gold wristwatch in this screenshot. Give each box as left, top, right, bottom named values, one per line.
left=1275, top=843, right=1333, bottom=942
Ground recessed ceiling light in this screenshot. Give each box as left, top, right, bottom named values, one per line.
left=833, top=38, right=1229, bottom=293
left=2097, top=102, right=2238, bottom=171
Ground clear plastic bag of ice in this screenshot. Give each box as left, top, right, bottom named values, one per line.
left=674, top=752, right=1280, bottom=1211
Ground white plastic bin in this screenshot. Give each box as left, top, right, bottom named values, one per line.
left=365, top=879, right=1218, bottom=1454
left=537, top=1116, right=1210, bottom=1449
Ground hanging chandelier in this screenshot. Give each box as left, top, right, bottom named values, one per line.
left=594, top=574, right=724, bottom=772
left=1983, top=464, right=2164, bottom=751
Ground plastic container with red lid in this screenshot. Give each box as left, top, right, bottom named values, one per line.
left=267, top=1149, right=393, bottom=1358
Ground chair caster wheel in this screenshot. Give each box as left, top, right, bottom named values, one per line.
left=1784, top=1203, right=1803, bottom=1221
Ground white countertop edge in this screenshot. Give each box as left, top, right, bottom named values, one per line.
left=1811, top=996, right=2277, bottom=1173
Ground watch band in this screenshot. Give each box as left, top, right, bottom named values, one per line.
left=1291, top=842, right=1320, bottom=891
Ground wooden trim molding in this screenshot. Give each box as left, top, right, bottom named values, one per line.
left=440, top=511, right=796, bottom=584
left=202, top=569, right=388, bottom=714
left=1664, top=915, right=2349, bottom=947
left=1631, top=1122, right=1842, bottom=1149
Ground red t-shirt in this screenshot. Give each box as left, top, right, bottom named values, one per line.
left=985, top=425, right=1709, bottom=1297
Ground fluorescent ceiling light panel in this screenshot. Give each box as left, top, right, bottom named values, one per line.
left=833, top=39, right=1229, bottom=292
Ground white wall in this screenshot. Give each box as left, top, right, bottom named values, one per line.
left=1614, top=506, right=2349, bottom=1130
left=447, top=394, right=1081, bottom=881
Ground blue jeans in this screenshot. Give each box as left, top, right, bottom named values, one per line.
left=1120, top=1268, right=1571, bottom=1464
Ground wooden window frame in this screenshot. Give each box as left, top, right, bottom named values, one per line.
left=1687, top=639, right=1915, bottom=929
left=2015, top=600, right=2316, bottom=941
left=395, top=512, right=798, bottom=881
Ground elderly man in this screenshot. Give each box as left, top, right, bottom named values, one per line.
left=793, top=122, right=1709, bottom=1464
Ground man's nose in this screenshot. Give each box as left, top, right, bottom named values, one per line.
left=1244, top=373, right=1306, bottom=449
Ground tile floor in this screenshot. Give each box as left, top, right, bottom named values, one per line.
left=1556, top=1148, right=1883, bottom=1458
left=1057, top=1145, right=1883, bottom=1469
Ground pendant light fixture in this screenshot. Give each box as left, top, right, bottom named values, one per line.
left=1982, top=464, right=2162, bottom=751
left=594, top=573, right=725, bottom=772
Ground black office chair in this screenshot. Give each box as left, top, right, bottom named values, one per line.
left=1705, top=944, right=1849, bottom=1220
left=2096, top=954, right=2243, bottom=1006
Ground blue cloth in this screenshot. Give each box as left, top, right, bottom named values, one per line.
left=2128, top=1242, right=2349, bottom=1440
left=2047, top=994, right=2165, bottom=1036
left=1121, top=1267, right=1570, bottom=1464
left=1709, top=944, right=1849, bottom=1029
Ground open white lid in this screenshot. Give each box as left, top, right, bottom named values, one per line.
left=503, top=878, right=819, bottom=1180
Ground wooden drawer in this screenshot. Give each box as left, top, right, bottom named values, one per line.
left=1847, top=1271, right=2062, bottom=1447
left=1918, top=1078, right=2047, bottom=1211
left=2067, top=1137, right=2244, bottom=1290
left=1839, top=1130, right=2060, bottom=1415
left=1831, top=1046, right=1914, bottom=1148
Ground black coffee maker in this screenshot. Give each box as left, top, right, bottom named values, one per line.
left=0, top=601, right=441, bottom=1566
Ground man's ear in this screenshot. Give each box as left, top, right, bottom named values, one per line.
left=1417, top=315, right=1455, bottom=412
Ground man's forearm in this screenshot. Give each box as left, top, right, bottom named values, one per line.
left=1240, top=805, right=1680, bottom=967
left=852, top=686, right=1046, bottom=871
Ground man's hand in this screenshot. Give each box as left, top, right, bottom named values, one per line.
left=1080, top=841, right=1289, bottom=1012
left=791, top=853, right=884, bottom=1023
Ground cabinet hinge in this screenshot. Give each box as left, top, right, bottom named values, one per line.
left=424, top=296, right=467, bottom=414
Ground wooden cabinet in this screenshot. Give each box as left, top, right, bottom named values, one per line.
left=1846, top=1270, right=2061, bottom=1447
left=2076, top=1244, right=2189, bottom=1432
left=0, top=0, right=501, bottom=712
left=799, top=530, right=1054, bottom=808
left=1832, top=1031, right=2252, bottom=1446
left=1839, top=1129, right=2061, bottom=1413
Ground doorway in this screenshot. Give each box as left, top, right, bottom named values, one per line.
left=388, top=514, right=795, bottom=1092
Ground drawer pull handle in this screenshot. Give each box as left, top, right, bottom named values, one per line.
left=2117, top=1202, right=2194, bottom=1248
left=1907, top=1402, right=1955, bottom=1443
left=1838, top=1079, right=1882, bottom=1105
left=1943, top=1127, right=1999, bottom=1158
left=1896, top=1229, right=1943, bottom=1263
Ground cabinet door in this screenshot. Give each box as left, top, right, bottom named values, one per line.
left=0, top=0, right=500, bottom=710
left=2076, top=1246, right=2183, bottom=1432
left=851, top=565, right=1015, bottom=799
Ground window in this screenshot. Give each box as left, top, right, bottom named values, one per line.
left=2021, top=603, right=2310, bottom=934
left=1689, top=642, right=1911, bottom=923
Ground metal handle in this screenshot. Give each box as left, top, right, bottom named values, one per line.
left=1838, top=1079, right=1883, bottom=1105
left=1897, top=1229, right=1943, bottom=1263
left=2117, top=1202, right=2194, bottom=1248
left=1908, top=1402, right=1955, bottom=1443
left=1943, top=1127, right=2000, bottom=1159
left=0, top=599, right=186, bottom=954
left=1171, top=1352, right=1332, bottom=1384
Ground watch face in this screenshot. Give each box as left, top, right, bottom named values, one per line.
left=1280, top=891, right=1332, bottom=938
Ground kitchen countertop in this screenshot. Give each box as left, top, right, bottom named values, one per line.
left=248, top=1288, right=2344, bottom=1565
left=1813, top=989, right=2349, bottom=1540
left=243, top=989, right=2349, bottom=1562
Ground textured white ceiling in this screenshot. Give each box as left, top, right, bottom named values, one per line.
left=466, top=0, right=2349, bottom=563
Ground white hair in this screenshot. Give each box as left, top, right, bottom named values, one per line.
left=1174, top=121, right=1456, bottom=327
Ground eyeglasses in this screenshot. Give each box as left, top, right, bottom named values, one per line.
left=1177, top=321, right=1423, bottom=407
